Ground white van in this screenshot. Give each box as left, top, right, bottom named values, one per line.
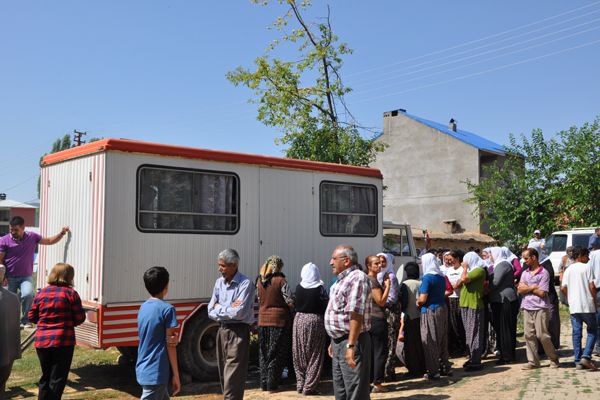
left=544, top=228, right=595, bottom=276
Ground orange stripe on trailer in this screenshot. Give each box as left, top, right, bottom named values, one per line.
left=41, top=138, right=383, bottom=178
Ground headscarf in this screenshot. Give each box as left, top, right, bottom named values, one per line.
left=376, top=252, right=396, bottom=284
left=300, top=262, right=323, bottom=289
left=503, top=247, right=518, bottom=263
left=481, top=247, right=493, bottom=267
left=489, top=247, right=508, bottom=267
left=422, top=253, right=443, bottom=276
left=376, top=253, right=395, bottom=275
left=258, top=255, right=284, bottom=287
left=463, top=251, right=485, bottom=272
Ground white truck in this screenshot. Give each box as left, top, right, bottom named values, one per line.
left=38, top=138, right=415, bottom=380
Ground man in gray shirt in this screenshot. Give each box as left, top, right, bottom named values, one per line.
left=0, top=265, right=21, bottom=399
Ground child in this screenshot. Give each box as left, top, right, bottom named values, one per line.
left=136, top=266, right=181, bottom=399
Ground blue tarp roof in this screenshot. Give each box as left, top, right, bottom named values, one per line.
left=399, top=111, right=506, bottom=154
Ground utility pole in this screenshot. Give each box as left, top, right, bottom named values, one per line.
left=73, top=130, right=87, bottom=146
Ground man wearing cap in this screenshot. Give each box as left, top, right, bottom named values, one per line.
left=0, top=265, right=21, bottom=398
left=528, top=230, right=546, bottom=257
left=0, top=216, right=69, bottom=327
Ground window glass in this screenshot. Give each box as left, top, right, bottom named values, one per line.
left=320, top=182, right=377, bottom=236
left=0, top=210, right=10, bottom=221
left=548, top=234, right=567, bottom=252
left=383, top=226, right=412, bottom=256
left=573, top=234, right=592, bottom=248
left=137, top=166, right=238, bottom=233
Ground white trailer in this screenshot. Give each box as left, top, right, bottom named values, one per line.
left=38, top=138, right=384, bottom=379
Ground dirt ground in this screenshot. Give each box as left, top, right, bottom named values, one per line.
left=8, top=318, right=600, bottom=399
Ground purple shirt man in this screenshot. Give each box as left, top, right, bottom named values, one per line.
left=518, top=248, right=559, bottom=369
left=0, top=231, right=41, bottom=277
left=0, top=216, right=69, bottom=326
left=520, top=266, right=550, bottom=311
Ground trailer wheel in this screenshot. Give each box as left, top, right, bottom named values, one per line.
left=179, top=309, right=219, bottom=381
left=117, top=346, right=138, bottom=364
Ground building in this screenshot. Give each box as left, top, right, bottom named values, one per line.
left=372, top=110, right=506, bottom=249
left=0, top=194, right=38, bottom=236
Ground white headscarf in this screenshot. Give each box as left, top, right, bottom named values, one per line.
left=481, top=247, right=493, bottom=267
left=376, top=252, right=396, bottom=284
left=422, top=253, right=443, bottom=276
left=503, top=247, right=518, bottom=263
left=300, top=262, right=323, bottom=289
left=489, top=246, right=508, bottom=267
left=463, top=251, right=485, bottom=272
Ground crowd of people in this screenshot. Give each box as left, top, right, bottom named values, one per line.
left=206, top=237, right=600, bottom=400
left=1, top=214, right=600, bottom=400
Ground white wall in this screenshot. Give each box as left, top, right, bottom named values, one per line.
left=102, top=152, right=383, bottom=304
left=39, top=153, right=105, bottom=302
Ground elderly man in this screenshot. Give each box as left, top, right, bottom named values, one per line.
left=208, top=249, right=255, bottom=400
left=0, top=265, right=21, bottom=399
left=0, top=216, right=69, bottom=326
left=325, top=245, right=372, bottom=399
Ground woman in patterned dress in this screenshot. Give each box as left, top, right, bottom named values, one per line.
left=292, top=262, right=329, bottom=395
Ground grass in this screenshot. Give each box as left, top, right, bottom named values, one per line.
left=8, top=337, right=124, bottom=399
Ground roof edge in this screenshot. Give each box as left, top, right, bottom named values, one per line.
left=41, top=138, right=383, bottom=179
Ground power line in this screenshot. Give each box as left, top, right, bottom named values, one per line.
left=0, top=175, right=38, bottom=193
left=344, top=1, right=600, bottom=78
left=349, top=9, right=600, bottom=88
left=354, top=38, right=600, bottom=104
left=353, top=22, right=600, bottom=96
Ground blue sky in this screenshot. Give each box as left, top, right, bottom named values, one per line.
left=2, top=0, right=599, bottom=202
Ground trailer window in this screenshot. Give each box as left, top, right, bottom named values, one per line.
left=137, top=166, right=239, bottom=234
left=320, top=182, right=377, bottom=236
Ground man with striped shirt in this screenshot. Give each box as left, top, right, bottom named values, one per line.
left=325, top=245, right=372, bottom=400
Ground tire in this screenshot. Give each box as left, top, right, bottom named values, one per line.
left=178, top=308, right=219, bottom=381
left=116, top=345, right=138, bottom=362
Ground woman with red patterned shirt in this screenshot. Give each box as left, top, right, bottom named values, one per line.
left=28, top=263, right=86, bottom=400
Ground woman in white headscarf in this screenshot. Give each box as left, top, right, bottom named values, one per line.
left=292, top=263, right=328, bottom=395
left=459, top=252, right=487, bottom=371
left=481, top=247, right=493, bottom=268
left=502, top=246, right=523, bottom=280
left=417, top=253, right=450, bottom=379
left=376, top=253, right=402, bottom=381
left=488, top=247, right=519, bottom=365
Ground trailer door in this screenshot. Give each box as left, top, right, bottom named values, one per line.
left=258, top=168, right=314, bottom=286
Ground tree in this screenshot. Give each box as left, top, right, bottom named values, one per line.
left=466, top=117, right=600, bottom=247
left=226, top=0, right=384, bottom=166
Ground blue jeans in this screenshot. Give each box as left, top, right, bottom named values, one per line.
left=140, top=384, right=169, bottom=400
left=7, top=275, right=34, bottom=324
left=596, top=293, right=600, bottom=353
left=570, top=313, right=598, bottom=364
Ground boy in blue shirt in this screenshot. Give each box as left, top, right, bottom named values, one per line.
left=136, top=266, right=181, bottom=399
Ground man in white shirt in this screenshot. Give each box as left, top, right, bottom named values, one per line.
left=528, top=230, right=546, bottom=256
left=589, top=248, right=600, bottom=356
left=561, top=246, right=598, bottom=370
